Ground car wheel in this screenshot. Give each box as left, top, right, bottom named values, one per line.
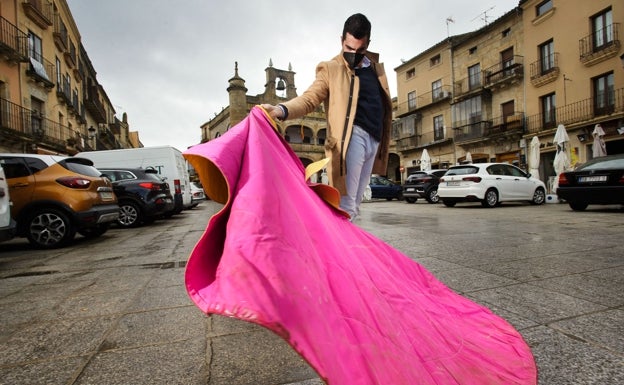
left=426, top=188, right=439, bottom=204
left=26, top=208, right=76, bottom=249
left=118, top=201, right=143, bottom=228
left=405, top=197, right=417, bottom=204
left=569, top=201, right=589, bottom=211
left=531, top=187, right=546, bottom=205
left=443, top=200, right=456, bottom=207
left=78, top=223, right=110, bottom=238
left=482, top=189, right=498, bottom=208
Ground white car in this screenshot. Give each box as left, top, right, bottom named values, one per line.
left=0, top=165, right=16, bottom=242
left=438, top=163, right=546, bottom=208
left=189, top=181, right=206, bottom=207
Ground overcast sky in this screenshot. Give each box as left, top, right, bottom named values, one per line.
left=66, top=0, right=520, bottom=151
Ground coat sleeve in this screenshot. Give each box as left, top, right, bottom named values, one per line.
left=281, top=62, right=330, bottom=119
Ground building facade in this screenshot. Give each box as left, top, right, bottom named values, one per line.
left=0, top=0, right=139, bottom=155
left=520, top=0, right=623, bottom=190
left=394, top=0, right=623, bottom=188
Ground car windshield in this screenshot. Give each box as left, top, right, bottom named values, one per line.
left=445, top=166, right=479, bottom=176
left=577, top=157, right=624, bottom=171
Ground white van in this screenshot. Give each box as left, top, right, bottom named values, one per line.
left=76, top=146, right=192, bottom=214
left=0, top=164, right=16, bottom=242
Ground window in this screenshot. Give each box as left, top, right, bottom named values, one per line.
left=433, top=115, right=444, bottom=141
left=55, top=57, right=61, bottom=84
left=431, top=80, right=442, bottom=100
left=30, top=97, right=44, bottom=135
left=453, top=96, right=482, bottom=126
left=593, top=72, right=614, bottom=115
left=541, top=93, right=556, bottom=128
left=430, top=54, right=440, bottom=66
left=27, top=31, right=43, bottom=62
left=592, top=8, right=613, bottom=50
left=502, top=28, right=511, bottom=38
left=469, top=46, right=477, bottom=55
left=407, top=91, right=417, bottom=111
left=406, top=68, right=415, bottom=79
left=539, top=40, right=555, bottom=74
left=536, top=0, right=553, bottom=17
left=501, top=48, right=515, bottom=76
left=501, top=100, right=515, bottom=119
left=468, top=64, right=481, bottom=90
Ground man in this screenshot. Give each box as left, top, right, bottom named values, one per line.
left=263, top=13, right=393, bottom=221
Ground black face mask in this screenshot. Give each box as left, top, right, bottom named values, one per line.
left=343, top=52, right=365, bottom=69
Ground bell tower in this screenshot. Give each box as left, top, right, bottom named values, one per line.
left=227, top=62, right=248, bottom=126
left=264, top=59, right=297, bottom=104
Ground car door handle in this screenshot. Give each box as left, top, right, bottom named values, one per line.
left=496, top=177, right=502, bottom=180
left=11, top=182, right=29, bottom=188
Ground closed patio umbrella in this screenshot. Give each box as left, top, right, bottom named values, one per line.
left=420, top=149, right=431, bottom=171
left=592, top=124, right=607, bottom=158
left=552, top=124, right=571, bottom=192
left=528, top=136, right=541, bottom=180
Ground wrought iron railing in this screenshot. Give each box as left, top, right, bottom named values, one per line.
left=529, top=52, right=559, bottom=81
left=579, top=23, right=620, bottom=60
left=526, top=87, right=624, bottom=134
left=0, top=16, right=29, bottom=61
left=485, top=112, right=525, bottom=136
left=483, top=56, right=524, bottom=87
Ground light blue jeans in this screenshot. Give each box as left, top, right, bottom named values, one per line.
left=340, top=125, right=380, bottom=220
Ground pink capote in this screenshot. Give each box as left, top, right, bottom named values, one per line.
left=184, top=106, right=537, bottom=385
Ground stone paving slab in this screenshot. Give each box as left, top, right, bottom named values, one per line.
left=0, top=201, right=622, bottom=384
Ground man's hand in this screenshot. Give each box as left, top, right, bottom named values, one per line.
left=261, top=104, right=283, bottom=120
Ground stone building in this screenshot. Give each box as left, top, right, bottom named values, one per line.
left=0, top=0, right=139, bottom=154
left=520, top=0, right=623, bottom=190
left=394, top=7, right=525, bottom=179
left=394, top=0, right=623, bottom=188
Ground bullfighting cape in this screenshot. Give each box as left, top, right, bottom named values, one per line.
left=183, top=106, right=537, bottom=385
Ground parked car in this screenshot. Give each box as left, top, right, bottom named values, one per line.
left=369, top=175, right=403, bottom=201
left=0, top=164, right=16, bottom=243
left=189, top=181, right=206, bottom=207
left=438, top=163, right=546, bottom=208
left=0, top=154, right=119, bottom=248
left=98, top=168, right=175, bottom=227
left=402, top=169, right=448, bottom=203
left=556, top=153, right=624, bottom=211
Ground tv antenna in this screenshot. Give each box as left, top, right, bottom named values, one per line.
left=446, top=17, right=454, bottom=38
left=472, top=6, right=495, bottom=27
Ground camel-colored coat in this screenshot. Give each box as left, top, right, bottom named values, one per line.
left=281, top=52, right=393, bottom=195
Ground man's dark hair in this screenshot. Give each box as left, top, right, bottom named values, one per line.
left=342, top=13, right=371, bottom=41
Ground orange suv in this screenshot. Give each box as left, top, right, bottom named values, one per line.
left=0, top=154, right=119, bottom=249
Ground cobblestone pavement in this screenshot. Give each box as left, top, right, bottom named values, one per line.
left=0, top=200, right=622, bottom=384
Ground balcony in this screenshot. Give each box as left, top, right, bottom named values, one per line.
left=454, top=120, right=490, bottom=144
left=26, top=56, right=55, bottom=89
left=53, top=14, right=68, bottom=52
left=529, top=53, right=560, bottom=87
left=84, top=85, right=107, bottom=123
left=579, top=23, right=621, bottom=66
left=483, top=56, right=524, bottom=89
left=484, top=113, right=525, bottom=138
left=453, top=74, right=487, bottom=101
left=0, top=17, right=29, bottom=63
left=22, top=0, right=53, bottom=29
left=396, top=86, right=452, bottom=117
left=525, top=87, right=624, bottom=134
left=0, top=97, right=79, bottom=153
left=56, top=78, right=72, bottom=105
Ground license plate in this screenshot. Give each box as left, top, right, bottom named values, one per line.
left=99, top=191, right=114, bottom=200
left=578, top=175, right=607, bottom=183
left=406, top=188, right=415, bottom=192
left=446, top=181, right=460, bottom=186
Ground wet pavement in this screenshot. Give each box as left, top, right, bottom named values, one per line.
left=0, top=200, right=622, bottom=384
